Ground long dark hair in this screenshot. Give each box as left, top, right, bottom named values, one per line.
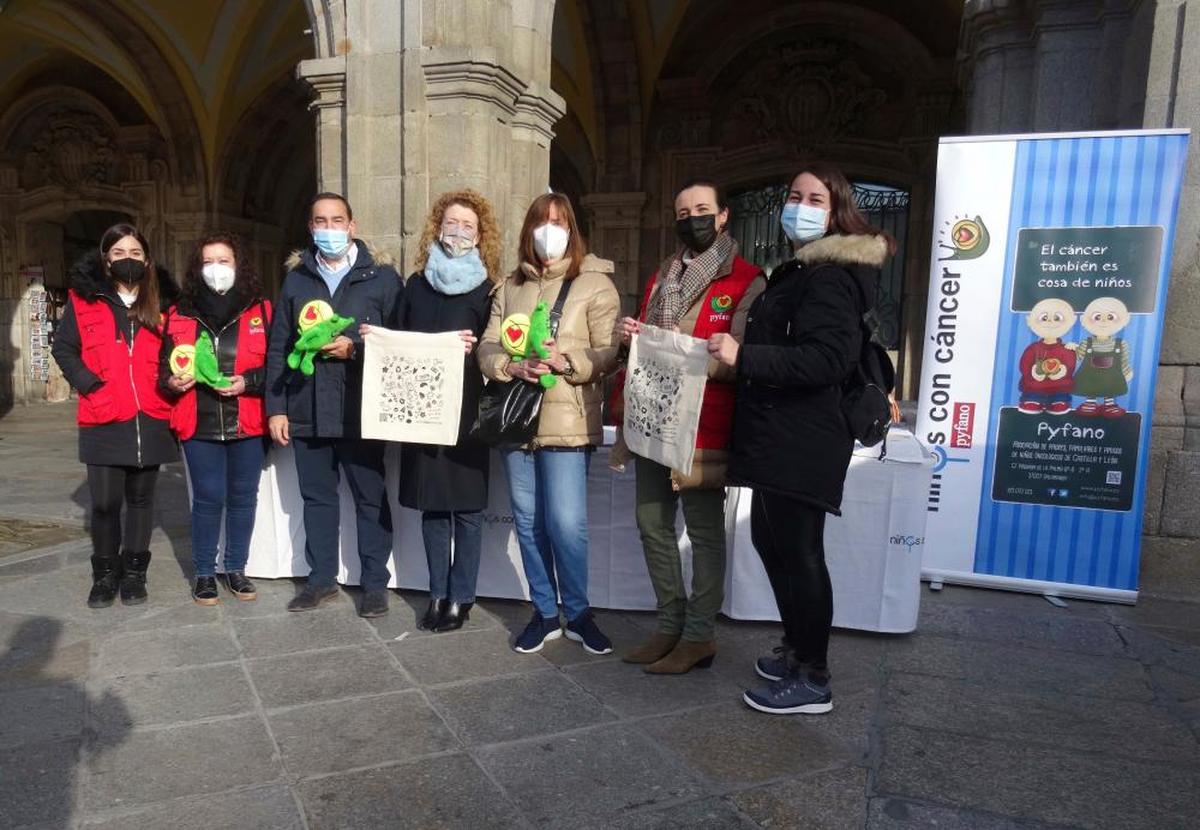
left=100, top=223, right=162, bottom=330
left=181, top=231, right=263, bottom=307
left=515, top=193, right=587, bottom=281
left=792, top=163, right=897, bottom=255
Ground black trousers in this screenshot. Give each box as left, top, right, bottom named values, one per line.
left=292, top=437, right=394, bottom=591
left=86, top=464, right=161, bottom=560
left=749, top=489, right=833, bottom=679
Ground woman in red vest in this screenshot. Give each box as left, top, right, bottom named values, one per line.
left=616, top=179, right=765, bottom=674
left=51, top=224, right=177, bottom=608
left=161, top=233, right=272, bottom=606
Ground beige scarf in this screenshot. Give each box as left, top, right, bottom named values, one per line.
left=646, top=234, right=736, bottom=329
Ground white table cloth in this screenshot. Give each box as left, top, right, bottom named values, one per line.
left=227, top=428, right=932, bottom=632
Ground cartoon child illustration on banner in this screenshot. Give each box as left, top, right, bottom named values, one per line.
left=1073, top=297, right=1133, bottom=418
left=1017, top=298, right=1076, bottom=414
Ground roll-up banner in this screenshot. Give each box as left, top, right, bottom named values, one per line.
left=915, top=129, right=1190, bottom=602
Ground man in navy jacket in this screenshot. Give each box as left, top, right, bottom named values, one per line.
left=266, top=193, right=403, bottom=617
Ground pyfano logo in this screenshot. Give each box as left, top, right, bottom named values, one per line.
left=950, top=402, right=975, bottom=449
left=937, top=215, right=991, bottom=261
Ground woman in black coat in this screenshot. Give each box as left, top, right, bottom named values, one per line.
left=394, top=190, right=498, bottom=632
left=51, top=223, right=179, bottom=608
left=708, top=163, right=893, bottom=716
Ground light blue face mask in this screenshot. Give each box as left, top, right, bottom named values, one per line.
left=780, top=202, right=829, bottom=244
left=313, top=228, right=351, bottom=258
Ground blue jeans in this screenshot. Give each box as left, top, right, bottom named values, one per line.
left=183, top=437, right=266, bottom=577
left=292, top=437, right=394, bottom=590
left=502, top=448, right=591, bottom=620
left=422, top=511, right=483, bottom=603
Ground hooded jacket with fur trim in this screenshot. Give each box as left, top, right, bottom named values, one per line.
left=265, top=240, right=403, bottom=439
left=728, top=233, right=890, bottom=514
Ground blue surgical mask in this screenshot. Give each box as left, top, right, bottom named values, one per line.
left=313, top=228, right=351, bottom=258
left=780, top=202, right=828, bottom=244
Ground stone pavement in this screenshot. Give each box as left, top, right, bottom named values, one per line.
left=0, top=403, right=1198, bottom=829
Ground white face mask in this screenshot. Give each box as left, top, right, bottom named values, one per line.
left=532, top=223, right=569, bottom=262
left=201, top=263, right=236, bottom=295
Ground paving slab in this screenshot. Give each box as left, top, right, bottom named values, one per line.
left=267, top=689, right=457, bottom=776
left=884, top=634, right=1154, bottom=702
left=917, top=602, right=1127, bottom=656
left=89, top=663, right=256, bottom=734
left=247, top=643, right=410, bottom=709
left=643, top=698, right=871, bottom=785
left=0, top=737, right=80, bottom=828
left=388, top=626, right=552, bottom=685
left=590, top=797, right=756, bottom=829
left=729, top=765, right=869, bottom=829
left=0, top=679, right=85, bottom=748
left=297, top=752, right=524, bottom=829
left=83, top=715, right=280, bottom=811
left=476, top=723, right=704, bottom=826
left=876, top=724, right=1200, bottom=829
left=93, top=623, right=239, bottom=677
left=883, top=672, right=1199, bottom=763
left=565, top=658, right=743, bottom=717
left=867, top=798, right=1063, bottom=829
left=81, top=785, right=305, bottom=830
left=428, top=668, right=615, bottom=745
left=232, top=606, right=376, bottom=658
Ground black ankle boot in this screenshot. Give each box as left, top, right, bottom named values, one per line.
left=119, top=550, right=151, bottom=605
left=87, top=554, right=121, bottom=609
left=418, top=598, right=447, bottom=630
left=434, top=601, right=473, bottom=633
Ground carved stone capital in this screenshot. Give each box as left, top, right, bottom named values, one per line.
left=297, top=56, right=347, bottom=109
left=422, top=56, right=526, bottom=117
left=512, top=83, right=566, bottom=141
left=580, top=192, right=648, bottom=227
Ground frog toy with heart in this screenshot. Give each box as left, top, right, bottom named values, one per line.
left=287, top=299, right=356, bottom=376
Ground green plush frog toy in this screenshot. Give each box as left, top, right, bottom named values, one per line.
left=286, top=300, right=356, bottom=376
left=526, top=301, right=557, bottom=390
left=193, top=331, right=231, bottom=388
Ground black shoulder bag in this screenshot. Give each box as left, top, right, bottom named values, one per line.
left=470, top=278, right=573, bottom=449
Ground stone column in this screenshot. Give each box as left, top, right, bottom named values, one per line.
left=580, top=192, right=647, bottom=312
left=1140, top=0, right=1200, bottom=596
left=300, top=0, right=563, bottom=274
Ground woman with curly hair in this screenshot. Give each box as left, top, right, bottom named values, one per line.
left=395, top=190, right=500, bottom=631
left=160, top=232, right=272, bottom=605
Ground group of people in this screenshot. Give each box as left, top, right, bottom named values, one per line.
left=52, top=162, right=893, bottom=716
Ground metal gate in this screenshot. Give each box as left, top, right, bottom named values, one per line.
left=726, top=182, right=909, bottom=348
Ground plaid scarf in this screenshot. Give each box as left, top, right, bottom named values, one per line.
left=646, top=233, right=737, bottom=329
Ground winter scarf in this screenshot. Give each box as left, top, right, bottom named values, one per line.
left=646, top=232, right=737, bottom=329
left=423, top=242, right=488, bottom=296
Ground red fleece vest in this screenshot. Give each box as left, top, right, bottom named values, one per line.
left=69, top=291, right=172, bottom=427
left=164, top=302, right=271, bottom=440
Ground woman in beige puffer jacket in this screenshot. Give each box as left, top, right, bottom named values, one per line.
left=476, top=193, right=620, bottom=655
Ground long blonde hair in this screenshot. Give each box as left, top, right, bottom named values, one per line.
left=413, top=189, right=502, bottom=281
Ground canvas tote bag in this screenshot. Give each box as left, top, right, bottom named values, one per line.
left=623, top=323, right=709, bottom=475
left=361, top=328, right=465, bottom=445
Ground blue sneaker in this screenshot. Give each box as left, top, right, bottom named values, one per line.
left=513, top=611, right=562, bottom=653
left=743, top=674, right=833, bottom=715
left=565, top=609, right=613, bottom=655
left=755, top=644, right=790, bottom=682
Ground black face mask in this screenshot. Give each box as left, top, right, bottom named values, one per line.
left=109, top=258, right=148, bottom=285
left=675, top=214, right=720, bottom=253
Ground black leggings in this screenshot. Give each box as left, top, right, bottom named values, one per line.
left=749, top=490, right=833, bottom=679
left=86, top=465, right=160, bottom=560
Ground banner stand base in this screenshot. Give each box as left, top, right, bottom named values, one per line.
left=921, top=569, right=1138, bottom=605
left=1042, top=594, right=1069, bottom=608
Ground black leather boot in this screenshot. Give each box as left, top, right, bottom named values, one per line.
left=434, top=601, right=473, bottom=633
left=418, top=598, right=447, bottom=630
left=119, top=550, right=151, bottom=605
left=87, top=554, right=121, bottom=608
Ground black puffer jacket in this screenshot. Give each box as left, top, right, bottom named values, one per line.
left=265, top=241, right=403, bottom=439
left=728, top=234, right=888, bottom=514
left=51, top=253, right=180, bottom=467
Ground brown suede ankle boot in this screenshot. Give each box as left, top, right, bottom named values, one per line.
left=645, top=639, right=716, bottom=674
left=621, top=631, right=680, bottom=664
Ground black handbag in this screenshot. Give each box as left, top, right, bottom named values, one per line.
left=469, top=279, right=573, bottom=448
